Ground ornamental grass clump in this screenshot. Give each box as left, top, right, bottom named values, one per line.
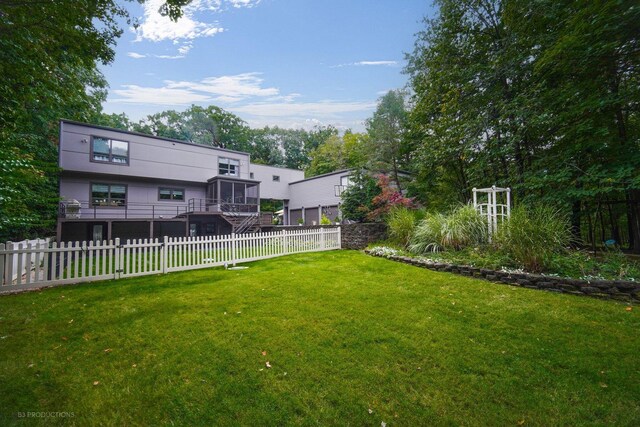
left=409, top=204, right=488, bottom=253
left=387, top=206, right=423, bottom=248
left=495, top=205, right=572, bottom=273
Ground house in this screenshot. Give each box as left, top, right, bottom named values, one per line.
left=57, top=120, right=353, bottom=242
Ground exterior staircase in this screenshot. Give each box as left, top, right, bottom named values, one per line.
left=219, top=202, right=260, bottom=233
left=221, top=212, right=261, bottom=234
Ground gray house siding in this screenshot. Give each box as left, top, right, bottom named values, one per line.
left=60, top=121, right=251, bottom=183
left=57, top=120, right=370, bottom=240
left=60, top=176, right=206, bottom=219
left=249, top=164, right=304, bottom=200
left=287, top=170, right=350, bottom=210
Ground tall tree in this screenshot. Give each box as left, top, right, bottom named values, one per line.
left=306, top=132, right=369, bottom=177
left=366, top=90, right=410, bottom=190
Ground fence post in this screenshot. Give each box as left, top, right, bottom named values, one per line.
left=337, top=225, right=342, bottom=249
left=162, top=235, right=168, bottom=274
left=231, top=233, right=237, bottom=266
left=114, top=238, right=121, bottom=280
left=0, top=243, right=5, bottom=286
left=320, top=227, right=325, bottom=250
left=283, top=229, right=289, bottom=255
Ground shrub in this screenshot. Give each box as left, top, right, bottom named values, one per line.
left=495, top=205, right=572, bottom=273
left=409, top=204, right=488, bottom=253
left=320, top=214, right=332, bottom=225
left=367, top=175, right=416, bottom=221
left=387, top=206, right=422, bottom=248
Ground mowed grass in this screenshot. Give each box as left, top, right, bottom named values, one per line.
left=0, top=251, right=639, bottom=426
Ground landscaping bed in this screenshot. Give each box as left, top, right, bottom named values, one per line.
left=367, top=247, right=640, bottom=302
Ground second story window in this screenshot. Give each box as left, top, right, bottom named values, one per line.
left=219, top=157, right=239, bottom=176
left=159, top=187, right=184, bottom=201
left=91, top=137, right=129, bottom=164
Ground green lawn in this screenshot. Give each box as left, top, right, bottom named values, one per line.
left=1, top=250, right=639, bottom=426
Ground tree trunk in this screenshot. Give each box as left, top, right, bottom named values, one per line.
left=571, top=200, right=582, bottom=246
left=626, top=190, right=640, bottom=253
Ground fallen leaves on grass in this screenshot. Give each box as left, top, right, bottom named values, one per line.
left=93, top=381, right=100, bottom=386
left=104, top=348, right=112, bottom=353
left=625, top=307, right=632, bottom=312
left=265, top=361, right=272, bottom=368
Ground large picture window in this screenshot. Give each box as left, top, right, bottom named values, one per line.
left=158, top=187, right=184, bottom=201
left=91, top=183, right=127, bottom=207
left=91, top=137, right=129, bottom=164
left=218, top=157, right=239, bottom=176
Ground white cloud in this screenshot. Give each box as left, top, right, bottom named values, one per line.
left=331, top=60, right=398, bottom=68
left=109, top=73, right=282, bottom=105
left=228, top=0, right=261, bottom=8
left=229, top=100, right=376, bottom=118
left=355, top=61, right=398, bottom=66
left=155, top=54, right=185, bottom=59
left=134, top=0, right=224, bottom=43
left=165, top=73, right=279, bottom=100
left=111, top=85, right=212, bottom=105
left=178, top=43, right=193, bottom=55
left=127, top=51, right=185, bottom=60
left=107, top=72, right=375, bottom=131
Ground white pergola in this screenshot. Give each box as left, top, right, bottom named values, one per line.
left=472, top=186, right=511, bottom=237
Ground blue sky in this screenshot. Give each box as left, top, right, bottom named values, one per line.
left=102, top=0, right=435, bottom=131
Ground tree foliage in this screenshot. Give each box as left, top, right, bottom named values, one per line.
left=0, top=0, right=190, bottom=241
left=306, top=132, right=369, bottom=177
left=339, top=171, right=381, bottom=223
left=366, top=90, right=411, bottom=190
left=405, top=0, right=640, bottom=251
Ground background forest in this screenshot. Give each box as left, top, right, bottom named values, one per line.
left=1, top=0, right=638, bottom=252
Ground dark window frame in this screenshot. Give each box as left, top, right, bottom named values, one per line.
left=158, top=187, right=185, bottom=201
left=90, top=182, right=128, bottom=208
left=218, top=157, right=240, bottom=177
left=272, top=175, right=280, bottom=182
left=90, top=136, right=130, bottom=165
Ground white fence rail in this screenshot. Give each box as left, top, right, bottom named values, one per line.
left=0, top=228, right=341, bottom=292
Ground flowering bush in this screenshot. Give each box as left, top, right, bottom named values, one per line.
left=367, top=175, right=416, bottom=221
left=368, top=246, right=401, bottom=258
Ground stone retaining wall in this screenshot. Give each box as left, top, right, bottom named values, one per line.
left=365, top=250, right=639, bottom=303
left=340, top=223, right=387, bottom=250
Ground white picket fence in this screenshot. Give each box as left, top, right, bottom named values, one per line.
left=0, top=228, right=341, bottom=292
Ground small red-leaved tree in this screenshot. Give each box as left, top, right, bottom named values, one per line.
left=366, top=174, right=415, bottom=221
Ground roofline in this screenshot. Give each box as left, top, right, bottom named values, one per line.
left=288, top=167, right=413, bottom=185
left=288, top=169, right=353, bottom=185
left=249, top=162, right=304, bottom=173
left=60, top=119, right=251, bottom=157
